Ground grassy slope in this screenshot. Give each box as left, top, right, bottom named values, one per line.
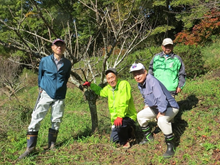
left=0, top=69, right=220, bottom=165
left=1, top=46, right=220, bottom=164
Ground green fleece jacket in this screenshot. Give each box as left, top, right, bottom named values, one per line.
left=149, top=52, right=186, bottom=92
left=90, top=79, right=137, bottom=124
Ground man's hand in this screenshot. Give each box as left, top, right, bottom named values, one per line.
left=39, top=87, right=43, bottom=93
left=176, top=87, right=182, bottom=93
left=114, top=117, right=123, bottom=128
left=157, top=112, right=165, bottom=120
left=83, top=81, right=91, bottom=87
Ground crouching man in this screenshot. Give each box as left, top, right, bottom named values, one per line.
left=130, top=62, right=179, bottom=158
left=83, top=68, right=137, bottom=149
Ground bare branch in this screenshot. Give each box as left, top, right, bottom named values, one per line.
left=69, top=77, right=84, bottom=91
left=114, top=26, right=152, bottom=67
left=78, top=0, right=98, bottom=13
left=8, top=58, right=37, bottom=68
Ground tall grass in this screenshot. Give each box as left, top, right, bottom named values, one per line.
left=201, top=39, right=220, bottom=70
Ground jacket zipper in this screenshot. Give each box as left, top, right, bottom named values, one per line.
left=112, top=88, right=115, bottom=113
left=52, top=57, right=58, bottom=98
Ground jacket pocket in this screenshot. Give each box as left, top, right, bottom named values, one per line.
left=145, top=91, right=155, bottom=106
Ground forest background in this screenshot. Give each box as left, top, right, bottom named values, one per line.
left=0, top=0, right=220, bottom=164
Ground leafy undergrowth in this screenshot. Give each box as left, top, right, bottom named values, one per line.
left=0, top=69, right=220, bottom=165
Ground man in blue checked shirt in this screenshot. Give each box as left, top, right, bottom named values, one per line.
left=130, top=62, right=179, bottom=158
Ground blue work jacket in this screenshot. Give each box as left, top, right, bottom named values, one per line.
left=138, top=74, right=179, bottom=113
left=38, top=54, right=71, bottom=99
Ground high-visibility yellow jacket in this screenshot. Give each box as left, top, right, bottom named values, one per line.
left=90, top=79, right=137, bottom=124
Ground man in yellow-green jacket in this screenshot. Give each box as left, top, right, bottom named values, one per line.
left=83, top=68, right=137, bottom=149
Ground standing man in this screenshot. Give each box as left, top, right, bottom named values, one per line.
left=130, top=62, right=179, bottom=158
left=83, top=68, right=137, bottom=149
left=149, top=38, right=186, bottom=97
left=19, top=39, right=72, bottom=159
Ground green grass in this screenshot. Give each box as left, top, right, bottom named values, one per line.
left=0, top=69, right=220, bottom=164
left=1, top=42, right=220, bottom=164
left=201, top=40, right=220, bottom=70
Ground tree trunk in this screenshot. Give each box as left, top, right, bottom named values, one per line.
left=84, top=89, right=98, bottom=133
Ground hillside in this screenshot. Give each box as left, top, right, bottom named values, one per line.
left=0, top=67, right=220, bottom=164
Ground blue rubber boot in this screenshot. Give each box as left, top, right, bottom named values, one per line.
left=18, top=132, right=38, bottom=159
left=48, top=128, right=58, bottom=150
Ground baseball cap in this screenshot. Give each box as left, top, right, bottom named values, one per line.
left=162, top=38, right=173, bottom=46
left=105, top=68, right=117, bottom=75
left=129, top=63, right=145, bottom=73
left=52, top=38, right=65, bottom=45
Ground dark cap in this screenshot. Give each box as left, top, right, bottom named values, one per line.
left=105, top=68, right=117, bottom=75
left=52, top=38, right=65, bottom=45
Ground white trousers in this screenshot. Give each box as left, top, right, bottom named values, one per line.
left=137, top=107, right=179, bottom=135
left=28, top=90, right=65, bottom=132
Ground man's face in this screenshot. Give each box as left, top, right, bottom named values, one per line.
left=162, top=44, right=173, bottom=55
left=51, top=41, right=66, bottom=56
left=106, top=72, right=117, bottom=87
left=132, top=69, right=147, bottom=84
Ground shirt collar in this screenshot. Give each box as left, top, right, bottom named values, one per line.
left=52, top=54, right=63, bottom=61
left=138, top=77, right=147, bottom=88
left=162, top=52, right=174, bottom=58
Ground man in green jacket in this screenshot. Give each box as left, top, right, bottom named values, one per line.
left=83, top=68, right=137, bottom=149
left=149, top=38, right=186, bottom=97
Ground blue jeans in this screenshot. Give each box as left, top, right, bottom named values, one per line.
left=110, top=117, right=135, bottom=145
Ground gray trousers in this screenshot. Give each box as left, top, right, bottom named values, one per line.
left=28, top=90, right=65, bottom=132
left=137, top=107, right=179, bottom=135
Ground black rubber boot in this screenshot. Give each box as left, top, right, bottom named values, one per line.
left=163, top=134, right=175, bottom=158
left=18, top=131, right=38, bottom=159
left=139, top=126, right=154, bottom=145
left=48, top=128, right=58, bottom=150
left=129, top=125, right=136, bottom=140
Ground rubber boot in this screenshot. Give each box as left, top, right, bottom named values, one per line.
left=163, top=134, right=175, bottom=158
left=139, top=126, right=154, bottom=145
left=18, top=131, right=38, bottom=159
left=48, top=128, right=58, bottom=150
left=129, top=125, right=136, bottom=140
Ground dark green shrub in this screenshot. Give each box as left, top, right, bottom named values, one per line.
left=174, top=45, right=207, bottom=79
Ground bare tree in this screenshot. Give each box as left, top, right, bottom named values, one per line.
left=0, top=0, right=153, bottom=132
left=0, top=57, right=23, bottom=99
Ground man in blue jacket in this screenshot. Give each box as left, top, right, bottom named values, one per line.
left=19, top=39, right=72, bottom=159
left=130, top=62, right=179, bottom=158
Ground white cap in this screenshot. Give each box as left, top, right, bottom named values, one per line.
left=162, top=38, right=173, bottom=46
left=129, top=63, right=145, bottom=73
